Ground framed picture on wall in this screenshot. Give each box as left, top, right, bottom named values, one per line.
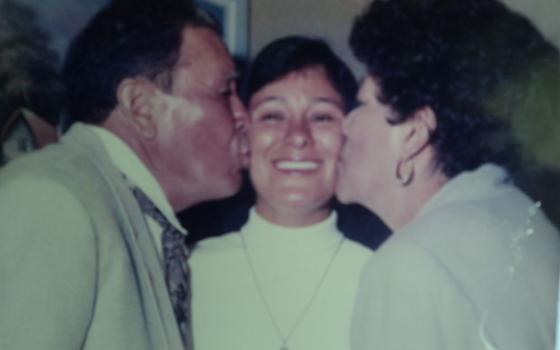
left=194, top=0, right=249, bottom=59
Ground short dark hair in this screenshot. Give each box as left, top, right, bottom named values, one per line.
left=242, top=36, right=357, bottom=112
left=350, top=0, right=560, bottom=177
left=62, top=1, right=218, bottom=125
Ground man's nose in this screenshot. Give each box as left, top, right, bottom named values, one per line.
left=229, top=93, right=248, bottom=129
left=228, top=94, right=250, bottom=166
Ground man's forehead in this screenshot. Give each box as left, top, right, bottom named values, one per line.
left=178, top=26, right=234, bottom=71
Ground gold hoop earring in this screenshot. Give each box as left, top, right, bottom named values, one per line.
left=395, top=159, right=414, bottom=186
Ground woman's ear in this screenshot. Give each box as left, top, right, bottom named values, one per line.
left=399, top=106, right=437, bottom=161
left=116, top=77, right=158, bottom=140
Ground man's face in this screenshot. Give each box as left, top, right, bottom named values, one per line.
left=150, top=26, right=245, bottom=211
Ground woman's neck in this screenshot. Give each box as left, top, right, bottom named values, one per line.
left=365, top=166, right=448, bottom=232
left=255, top=201, right=331, bottom=228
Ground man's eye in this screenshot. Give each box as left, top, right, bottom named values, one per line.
left=219, top=88, right=233, bottom=98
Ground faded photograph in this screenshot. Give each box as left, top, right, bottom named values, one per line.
left=0, top=0, right=559, bottom=349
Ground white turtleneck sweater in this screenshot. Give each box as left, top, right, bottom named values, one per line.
left=191, top=208, right=372, bottom=350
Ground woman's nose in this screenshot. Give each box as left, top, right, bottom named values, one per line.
left=284, top=120, right=312, bottom=148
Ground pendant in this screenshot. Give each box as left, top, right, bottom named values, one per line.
left=280, top=346, right=288, bottom=350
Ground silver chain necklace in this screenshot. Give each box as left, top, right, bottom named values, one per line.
left=240, top=232, right=345, bottom=350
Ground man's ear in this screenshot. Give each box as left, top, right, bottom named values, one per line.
left=116, top=77, right=158, bottom=140
left=399, top=106, right=437, bottom=161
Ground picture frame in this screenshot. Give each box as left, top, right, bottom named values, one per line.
left=194, top=0, right=249, bottom=58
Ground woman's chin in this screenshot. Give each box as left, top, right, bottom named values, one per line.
left=256, top=197, right=332, bottom=227
left=260, top=190, right=332, bottom=213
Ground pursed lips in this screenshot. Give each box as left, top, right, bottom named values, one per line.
left=338, top=142, right=352, bottom=166
left=336, top=149, right=348, bottom=174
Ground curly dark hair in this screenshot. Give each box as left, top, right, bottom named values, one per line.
left=62, top=0, right=218, bottom=125
left=350, top=0, right=560, bottom=177
left=242, top=36, right=357, bottom=112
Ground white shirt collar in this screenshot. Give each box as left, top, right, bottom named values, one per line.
left=242, top=207, right=341, bottom=245
left=85, top=123, right=186, bottom=233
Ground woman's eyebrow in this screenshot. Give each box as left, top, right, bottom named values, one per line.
left=313, top=97, right=344, bottom=109
left=250, top=96, right=285, bottom=109
left=250, top=95, right=344, bottom=109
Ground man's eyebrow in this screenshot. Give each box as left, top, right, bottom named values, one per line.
left=216, top=73, right=240, bottom=94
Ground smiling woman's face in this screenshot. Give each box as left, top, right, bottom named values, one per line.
left=247, top=67, right=345, bottom=225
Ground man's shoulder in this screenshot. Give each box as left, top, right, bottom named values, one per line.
left=0, top=133, right=129, bottom=229
left=2, top=135, right=91, bottom=179
left=1, top=146, right=74, bottom=195
left=0, top=125, right=119, bottom=195
left=0, top=173, right=97, bottom=260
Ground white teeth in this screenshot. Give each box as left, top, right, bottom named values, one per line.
left=275, top=161, right=319, bottom=171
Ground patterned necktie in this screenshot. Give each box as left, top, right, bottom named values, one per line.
left=131, top=187, right=193, bottom=350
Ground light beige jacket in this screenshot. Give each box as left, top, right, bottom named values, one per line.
left=0, top=124, right=185, bottom=350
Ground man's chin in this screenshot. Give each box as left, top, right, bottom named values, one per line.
left=216, top=172, right=244, bottom=199
left=188, top=171, right=244, bottom=207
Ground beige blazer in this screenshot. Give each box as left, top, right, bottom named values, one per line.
left=0, top=124, right=184, bottom=350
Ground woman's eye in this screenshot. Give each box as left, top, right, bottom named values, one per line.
left=259, top=112, right=284, bottom=122
left=311, top=113, right=336, bottom=123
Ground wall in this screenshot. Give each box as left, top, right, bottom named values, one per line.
left=503, top=0, right=560, bottom=47
left=250, top=0, right=367, bottom=76
left=250, top=0, right=560, bottom=77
